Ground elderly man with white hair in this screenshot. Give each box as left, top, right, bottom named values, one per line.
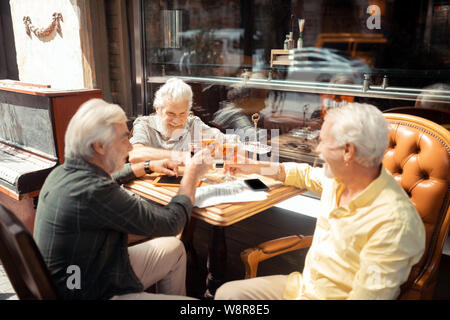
left=34, top=98, right=213, bottom=300
left=129, top=77, right=223, bottom=163
left=216, top=103, right=425, bottom=300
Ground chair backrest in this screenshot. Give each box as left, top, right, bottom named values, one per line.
left=383, top=106, right=450, bottom=128
left=383, top=113, right=450, bottom=299
left=0, top=204, right=58, bottom=300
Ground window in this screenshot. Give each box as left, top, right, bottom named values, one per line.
left=133, top=0, right=450, bottom=164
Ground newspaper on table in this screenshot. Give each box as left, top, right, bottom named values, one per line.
left=194, top=179, right=269, bottom=208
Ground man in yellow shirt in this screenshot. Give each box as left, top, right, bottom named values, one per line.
left=215, top=103, right=425, bottom=300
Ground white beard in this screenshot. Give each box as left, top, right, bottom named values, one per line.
left=159, top=117, right=185, bottom=139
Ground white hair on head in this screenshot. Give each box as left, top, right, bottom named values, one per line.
left=324, top=103, right=389, bottom=167
left=153, top=77, right=193, bottom=110
left=64, top=98, right=127, bottom=160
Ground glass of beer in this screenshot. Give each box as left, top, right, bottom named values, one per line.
left=201, top=138, right=217, bottom=156
left=220, top=134, right=239, bottom=181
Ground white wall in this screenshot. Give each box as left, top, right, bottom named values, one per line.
left=9, top=0, right=84, bottom=89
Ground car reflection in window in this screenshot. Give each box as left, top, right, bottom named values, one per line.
left=177, top=28, right=253, bottom=77
left=261, top=48, right=370, bottom=163
left=286, top=47, right=371, bottom=84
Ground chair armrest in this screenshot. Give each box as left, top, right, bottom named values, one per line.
left=240, top=235, right=313, bottom=279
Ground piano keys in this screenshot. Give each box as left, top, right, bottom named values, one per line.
left=0, top=143, right=56, bottom=196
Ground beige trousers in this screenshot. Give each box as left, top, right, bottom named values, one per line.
left=111, top=236, right=195, bottom=300
left=214, top=274, right=289, bottom=300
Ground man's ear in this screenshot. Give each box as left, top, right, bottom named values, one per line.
left=92, top=141, right=107, bottom=156
left=343, top=142, right=355, bottom=162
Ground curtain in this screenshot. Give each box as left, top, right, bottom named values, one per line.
left=0, top=0, right=18, bottom=80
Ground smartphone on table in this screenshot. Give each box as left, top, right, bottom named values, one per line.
left=153, top=175, right=202, bottom=187
left=243, top=178, right=269, bottom=191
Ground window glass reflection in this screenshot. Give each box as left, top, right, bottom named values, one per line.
left=142, top=0, right=450, bottom=164
left=145, top=0, right=449, bottom=85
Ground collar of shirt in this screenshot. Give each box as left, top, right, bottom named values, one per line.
left=63, top=157, right=110, bottom=179
left=330, top=166, right=389, bottom=218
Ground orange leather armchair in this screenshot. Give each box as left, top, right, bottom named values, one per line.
left=241, top=113, right=450, bottom=299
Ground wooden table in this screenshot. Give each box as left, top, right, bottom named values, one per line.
left=125, top=170, right=303, bottom=298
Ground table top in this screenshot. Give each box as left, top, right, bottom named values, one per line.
left=125, top=170, right=303, bottom=227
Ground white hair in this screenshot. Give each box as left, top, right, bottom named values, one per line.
left=153, top=77, right=193, bottom=110
left=325, top=103, right=389, bottom=167
left=65, top=98, right=127, bottom=160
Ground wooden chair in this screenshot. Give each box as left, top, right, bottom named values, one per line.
left=0, top=204, right=59, bottom=299
left=241, top=113, right=450, bottom=299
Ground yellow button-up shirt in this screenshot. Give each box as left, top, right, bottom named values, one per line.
left=282, top=163, right=425, bottom=300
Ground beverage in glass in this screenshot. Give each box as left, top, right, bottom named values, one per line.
left=201, top=138, right=217, bottom=156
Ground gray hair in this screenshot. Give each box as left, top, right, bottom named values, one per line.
left=65, top=98, right=127, bottom=160
left=153, top=77, right=193, bottom=110
left=325, top=103, right=389, bottom=167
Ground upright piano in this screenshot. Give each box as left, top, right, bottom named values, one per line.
left=0, top=80, right=102, bottom=232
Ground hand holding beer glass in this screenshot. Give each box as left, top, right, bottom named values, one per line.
left=219, top=134, right=240, bottom=181
left=190, top=132, right=242, bottom=182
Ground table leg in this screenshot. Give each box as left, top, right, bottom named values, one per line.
left=181, top=218, right=200, bottom=271
left=204, top=225, right=227, bottom=299
left=180, top=217, right=197, bottom=245
left=181, top=218, right=207, bottom=298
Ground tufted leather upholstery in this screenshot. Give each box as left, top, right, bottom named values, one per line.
left=241, top=113, right=450, bottom=299
left=383, top=113, right=450, bottom=299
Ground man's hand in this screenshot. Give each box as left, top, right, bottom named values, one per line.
left=184, top=148, right=215, bottom=181
left=128, top=144, right=190, bottom=164
left=225, top=160, right=284, bottom=181
left=178, top=148, right=215, bottom=203
left=224, top=156, right=260, bottom=176
left=150, top=159, right=181, bottom=176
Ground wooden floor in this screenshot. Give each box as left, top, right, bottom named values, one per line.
left=186, top=205, right=450, bottom=299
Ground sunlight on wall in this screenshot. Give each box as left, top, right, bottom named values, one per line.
left=9, top=0, right=83, bottom=89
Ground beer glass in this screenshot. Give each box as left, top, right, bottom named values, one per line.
left=219, top=134, right=239, bottom=181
